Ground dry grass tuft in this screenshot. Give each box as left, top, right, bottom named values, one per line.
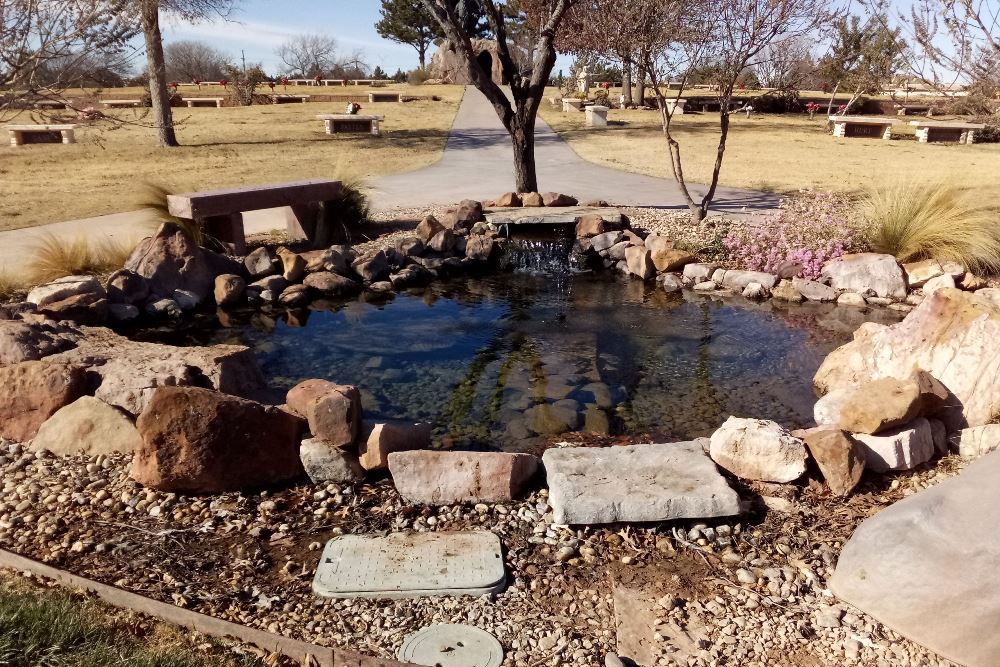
left=861, top=182, right=1000, bottom=273
left=26, top=233, right=134, bottom=283
left=136, top=182, right=205, bottom=245
left=0, top=271, right=26, bottom=299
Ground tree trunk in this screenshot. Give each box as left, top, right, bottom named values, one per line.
left=510, top=112, right=537, bottom=192
left=826, top=81, right=840, bottom=116
left=418, top=42, right=427, bottom=70
left=636, top=53, right=647, bottom=108
left=696, top=104, right=732, bottom=223
left=141, top=0, right=178, bottom=148
left=621, top=57, right=633, bottom=107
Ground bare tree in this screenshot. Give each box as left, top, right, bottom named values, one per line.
left=642, top=0, right=831, bottom=222
left=276, top=33, right=339, bottom=77
left=420, top=0, right=580, bottom=193
left=907, top=0, right=998, bottom=91
left=754, top=36, right=814, bottom=89
left=139, top=0, right=239, bottom=148
left=1, top=0, right=136, bottom=120
left=164, top=39, right=229, bottom=81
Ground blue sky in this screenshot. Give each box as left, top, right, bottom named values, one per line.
left=162, top=1, right=440, bottom=76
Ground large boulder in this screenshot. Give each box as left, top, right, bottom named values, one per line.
left=388, top=450, right=539, bottom=504
left=286, top=379, right=361, bottom=447
left=0, top=361, right=87, bottom=442
left=30, top=396, right=142, bottom=455
left=124, top=223, right=216, bottom=304
left=820, top=253, right=906, bottom=299
left=813, top=375, right=924, bottom=434
left=829, top=450, right=1000, bottom=667
left=851, top=417, right=935, bottom=472
left=358, top=420, right=432, bottom=471
left=709, top=417, right=807, bottom=483
left=132, top=386, right=305, bottom=493
left=0, top=319, right=79, bottom=365
left=542, top=441, right=741, bottom=525
left=814, top=288, right=1000, bottom=429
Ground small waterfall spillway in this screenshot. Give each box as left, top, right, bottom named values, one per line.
left=496, top=225, right=589, bottom=274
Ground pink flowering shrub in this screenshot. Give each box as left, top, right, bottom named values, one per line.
left=723, top=192, right=865, bottom=279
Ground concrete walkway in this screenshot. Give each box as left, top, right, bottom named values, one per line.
left=0, top=87, right=776, bottom=274
left=373, top=87, right=778, bottom=212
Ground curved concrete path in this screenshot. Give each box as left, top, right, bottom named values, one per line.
left=372, top=87, right=779, bottom=212
left=0, top=87, right=776, bottom=274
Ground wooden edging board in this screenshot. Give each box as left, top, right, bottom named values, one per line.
left=0, top=548, right=416, bottom=667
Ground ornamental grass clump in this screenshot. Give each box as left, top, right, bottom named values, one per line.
left=861, top=182, right=1000, bottom=275
left=723, top=192, right=864, bottom=279
left=26, top=233, right=133, bottom=283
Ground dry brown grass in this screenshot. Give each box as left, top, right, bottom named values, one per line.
left=0, top=84, right=464, bottom=231
left=538, top=97, right=1000, bottom=199
left=25, top=233, right=133, bottom=283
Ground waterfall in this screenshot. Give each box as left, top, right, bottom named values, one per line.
left=496, top=225, right=590, bottom=275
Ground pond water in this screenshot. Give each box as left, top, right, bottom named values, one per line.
left=142, top=273, right=903, bottom=452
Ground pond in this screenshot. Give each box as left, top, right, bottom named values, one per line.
left=140, top=273, right=903, bottom=452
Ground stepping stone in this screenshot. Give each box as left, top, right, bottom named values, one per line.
left=312, top=531, right=505, bottom=599
left=398, top=624, right=503, bottom=667
left=542, top=441, right=742, bottom=525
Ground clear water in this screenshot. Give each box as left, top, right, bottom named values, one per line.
left=164, top=273, right=902, bottom=452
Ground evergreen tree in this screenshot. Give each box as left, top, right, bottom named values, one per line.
left=375, top=0, right=439, bottom=69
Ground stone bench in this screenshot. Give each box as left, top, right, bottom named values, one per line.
left=316, top=114, right=384, bottom=136
left=367, top=91, right=401, bottom=103
left=895, top=104, right=932, bottom=116
left=829, top=115, right=895, bottom=140
left=102, top=99, right=142, bottom=108
left=6, top=124, right=77, bottom=146
left=585, top=105, right=609, bottom=128
left=166, top=179, right=343, bottom=254
left=33, top=99, right=69, bottom=110
left=271, top=94, right=310, bottom=104
left=562, top=98, right=584, bottom=112
left=182, top=97, right=225, bottom=108
left=909, top=120, right=985, bottom=144
left=664, top=98, right=687, bottom=115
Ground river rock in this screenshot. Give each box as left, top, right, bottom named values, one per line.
left=27, top=275, right=102, bottom=308
left=395, top=237, right=424, bottom=258
left=279, top=284, right=310, bottom=307
left=27, top=276, right=108, bottom=325
left=661, top=273, right=684, bottom=293
left=286, top=379, right=361, bottom=447
left=820, top=253, right=906, bottom=299
left=576, top=213, right=612, bottom=239
left=922, top=273, right=955, bottom=296
left=29, top=396, right=142, bottom=455
left=542, top=192, right=577, bottom=207
left=427, top=229, right=456, bottom=254
left=792, top=278, right=838, bottom=302
left=683, top=263, right=718, bottom=282
left=813, top=375, right=923, bottom=434
left=352, top=251, right=390, bottom=282
left=903, top=259, right=944, bottom=287
left=276, top=247, right=306, bottom=282
left=0, top=319, right=79, bottom=365
left=771, top=279, right=804, bottom=302
left=742, top=282, right=769, bottom=300
left=390, top=265, right=433, bottom=288
left=465, top=235, right=495, bottom=261
left=415, top=215, right=444, bottom=243
left=709, top=417, right=807, bottom=483
left=106, top=269, right=150, bottom=305
left=591, top=231, right=623, bottom=253
left=495, top=192, right=521, bottom=207
left=304, top=271, right=361, bottom=297
left=948, top=424, right=1000, bottom=458
left=303, top=246, right=353, bottom=275
left=798, top=426, right=866, bottom=496
left=0, top=361, right=87, bottom=441
left=521, top=192, right=544, bottom=207
left=125, top=223, right=215, bottom=303
left=851, top=417, right=935, bottom=472
left=829, top=450, right=1000, bottom=667
left=646, top=236, right=696, bottom=273
left=214, top=274, right=246, bottom=307
left=524, top=401, right=581, bottom=435
left=720, top=270, right=778, bottom=290
left=45, top=326, right=265, bottom=416
left=357, top=420, right=432, bottom=471
left=814, top=288, right=1000, bottom=429
left=543, top=441, right=741, bottom=525
left=132, top=386, right=304, bottom=493
left=300, top=438, right=364, bottom=483
left=837, top=292, right=867, bottom=307
left=625, top=246, right=655, bottom=280
left=244, top=247, right=277, bottom=278
left=389, top=450, right=539, bottom=504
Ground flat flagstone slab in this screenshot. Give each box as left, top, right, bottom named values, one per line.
left=312, top=531, right=505, bottom=599
left=542, top=441, right=742, bottom=525
left=485, top=206, right=622, bottom=227
left=398, top=624, right=503, bottom=667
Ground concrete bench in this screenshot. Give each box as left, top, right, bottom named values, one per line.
left=183, top=97, right=225, bottom=108
left=317, top=114, right=384, bottom=136
left=6, top=124, right=77, bottom=146
left=562, top=98, right=584, bottom=112
left=102, top=99, right=142, bottom=108
left=585, top=105, right=609, bottom=127
left=909, top=120, right=985, bottom=144
left=895, top=104, right=932, bottom=116
left=367, top=91, right=401, bottom=103
left=166, top=179, right=344, bottom=253
left=33, top=99, right=69, bottom=110
left=829, top=115, right=896, bottom=140
left=272, top=94, right=310, bottom=104
left=664, top=98, right=687, bottom=115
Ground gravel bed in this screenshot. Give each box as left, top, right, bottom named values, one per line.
left=0, top=438, right=963, bottom=667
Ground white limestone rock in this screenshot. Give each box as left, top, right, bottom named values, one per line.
left=709, top=417, right=807, bottom=483
left=851, top=417, right=935, bottom=472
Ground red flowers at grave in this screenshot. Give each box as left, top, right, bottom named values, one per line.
left=170, top=82, right=179, bottom=92
left=281, top=76, right=288, bottom=90
left=220, top=79, right=228, bottom=88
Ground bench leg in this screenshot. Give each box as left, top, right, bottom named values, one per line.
left=10, top=131, right=22, bottom=147
left=371, top=120, right=380, bottom=136
left=61, top=130, right=75, bottom=145
left=200, top=213, right=246, bottom=254
left=284, top=203, right=319, bottom=244
left=324, top=120, right=334, bottom=135
left=882, top=126, right=892, bottom=140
